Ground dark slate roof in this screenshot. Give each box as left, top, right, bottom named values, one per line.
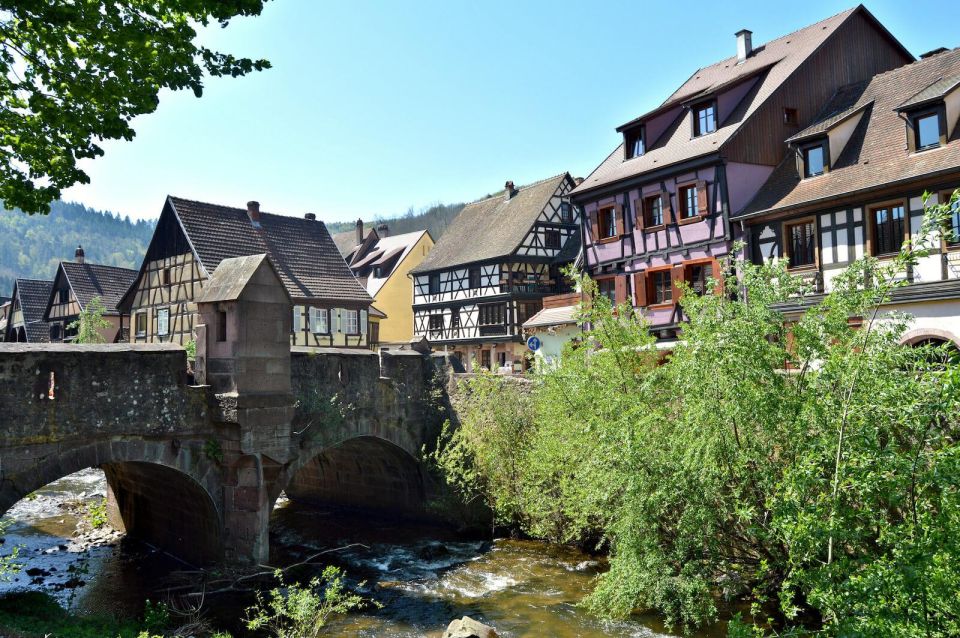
left=15, top=279, right=53, bottom=325
left=59, top=262, right=138, bottom=314
left=167, top=197, right=371, bottom=303
left=897, top=74, right=960, bottom=111
left=785, top=84, right=872, bottom=143
left=571, top=7, right=901, bottom=197
left=738, top=47, right=960, bottom=218
left=24, top=321, right=50, bottom=343
left=411, top=173, right=573, bottom=274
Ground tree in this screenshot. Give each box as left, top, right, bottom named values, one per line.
left=0, top=0, right=271, bottom=214
left=68, top=295, right=110, bottom=343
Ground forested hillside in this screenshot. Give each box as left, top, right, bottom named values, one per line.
left=0, top=201, right=155, bottom=297
left=327, top=202, right=465, bottom=240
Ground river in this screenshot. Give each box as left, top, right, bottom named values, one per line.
left=0, top=469, right=727, bottom=637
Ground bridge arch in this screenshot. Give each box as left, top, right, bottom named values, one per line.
left=273, top=435, right=431, bottom=517
left=0, top=439, right=223, bottom=565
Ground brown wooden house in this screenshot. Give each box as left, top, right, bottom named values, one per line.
left=118, top=197, right=372, bottom=348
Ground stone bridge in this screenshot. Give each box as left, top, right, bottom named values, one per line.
left=0, top=343, right=448, bottom=565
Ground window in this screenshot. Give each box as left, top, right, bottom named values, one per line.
left=560, top=202, right=573, bottom=223
left=157, top=307, right=170, bottom=336
left=517, top=302, right=541, bottom=325
left=373, top=266, right=384, bottom=278
left=688, top=263, right=714, bottom=296
left=944, top=192, right=960, bottom=246
left=429, top=273, right=440, bottom=295
left=49, top=324, right=61, bottom=341
left=783, top=107, right=798, bottom=125
left=58, top=288, right=69, bottom=304
left=343, top=309, right=359, bottom=334
left=163, top=268, right=171, bottom=286
left=872, top=203, right=906, bottom=256
left=310, top=307, right=328, bottom=334
left=478, top=303, right=505, bottom=326
left=469, top=267, right=481, bottom=289
left=627, top=127, right=645, bottom=158
left=545, top=229, right=561, bottom=249
left=598, top=206, right=617, bottom=239
left=429, top=314, right=444, bottom=332
left=481, top=349, right=492, bottom=370
left=914, top=112, right=942, bottom=150
left=369, top=320, right=380, bottom=346
left=135, top=312, right=147, bottom=337
left=292, top=306, right=302, bottom=333
left=679, top=185, right=699, bottom=220
left=597, top=278, right=617, bottom=304
left=651, top=270, right=673, bottom=305
left=217, top=311, right=227, bottom=342
left=643, top=194, right=664, bottom=228
left=803, top=144, right=826, bottom=178
left=784, top=220, right=817, bottom=268
left=451, top=307, right=461, bottom=329
left=694, top=103, right=717, bottom=136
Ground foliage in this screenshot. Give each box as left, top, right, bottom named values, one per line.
left=0, top=0, right=271, bottom=214
left=203, top=438, right=224, bottom=464
left=327, top=202, right=465, bottom=242
left=0, top=200, right=153, bottom=297
left=68, top=295, right=111, bottom=344
left=0, top=591, right=158, bottom=638
left=141, top=600, right=170, bottom=634
left=431, top=193, right=960, bottom=636
left=85, top=497, right=108, bottom=529
left=184, top=339, right=197, bottom=362
left=244, top=567, right=369, bottom=638
left=0, top=519, right=21, bottom=580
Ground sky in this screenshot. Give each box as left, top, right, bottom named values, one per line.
left=61, top=0, right=960, bottom=223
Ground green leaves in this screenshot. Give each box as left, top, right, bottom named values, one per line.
left=0, top=0, right=272, bottom=214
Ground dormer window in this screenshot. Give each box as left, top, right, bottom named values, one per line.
left=626, top=127, right=645, bottom=158
left=693, top=102, right=717, bottom=136
left=913, top=111, right=944, bottom=151
left=800, top=141, right=828, bottom=178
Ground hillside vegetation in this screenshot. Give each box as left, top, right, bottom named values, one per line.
left=0, top=201, right=155, bottom=297
left=327, top=202, right=464, bottom=240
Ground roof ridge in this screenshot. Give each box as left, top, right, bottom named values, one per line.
left=466, top=172, right=568, bottom=205
left=169, top=195, right=329, bottom=227
left=869, top=46, right=960, bottom=81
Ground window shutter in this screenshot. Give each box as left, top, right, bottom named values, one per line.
left=671, top=264, right=685, bottom=302
left=615, top=203, right=626, bottom=236
left=634, top=199, right=644, bottom=230
left=614, top=274, right=627, bottom=305
left=662, top=191, right=674, bottom=225
left=711, top=258, right=724, bottom=296
left=308, top=306, right=317, bottom=333
left=333, top=308, right=341, bottom=333
left=633, top=272, right=648, bottom=307
left=293, top=306, right=302, bottom=333
left=360, top=309, right=368, bottom=336
left=696, top=180, right=709, bottom=216
left=589, top=207, right=600, bottom=241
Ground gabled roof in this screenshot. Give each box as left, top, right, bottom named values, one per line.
left=784, top=83, right=872, bottom=143
left=411, top=173, right=574, bottom=274
left=196, top=253, right=291, bottom=304
left=354, top=229, right=430, bottom=296
left=896, top=74, right=960, bottom=112
left=49, top=262, right=138, bottom=317
left=522, top=304, right=578, bottom=329
left=738, top=47, right=960, bottom=219
left=129, top=197, right=371, bottom=305
left=572, top=6, right=908, bottom=197
left=9, top=279, right=53, bottom=343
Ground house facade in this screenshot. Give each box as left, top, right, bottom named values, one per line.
left=3, top=279, right=53, bottom=343
left=334, top=222, right=435, bottom=348
left=43, top=246, right=137, bottom=343
left=570, top=7, right=913, bottom=342
left=119, top=197, right=372, bottom=348
left=735, top=47, right=960, bottom=348
left=411, top=173, right=580, bottom=372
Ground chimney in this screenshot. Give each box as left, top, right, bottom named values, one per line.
left=920, top=47, right=948, bottom=59
left=736, top=29, right=753, bottom=63
left=355, top=218, right=364, bottom=244
left=246, top=200, right=261, bottom=225
left=304, top=212, right=316, bottom=221
left=504, top=180, right=517, bottom=200
left=74, top=244, right=85, bottom=264
left=574, top=176, right=584, bottom=186
left=376, top=223, right=389, bottom=238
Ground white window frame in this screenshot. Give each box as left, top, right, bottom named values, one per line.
left=135, top=311, right=147, bottom=337
left=310, top=307, right=328, bottom=334
left=343, top=309, right=359, bottom=334
left=157, top=307, right=170, bottom=336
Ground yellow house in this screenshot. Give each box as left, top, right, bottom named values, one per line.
left=334, top=223, right=434, bottom=348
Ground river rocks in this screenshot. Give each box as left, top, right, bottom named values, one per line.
left=442, top=616, right=498, bottom=638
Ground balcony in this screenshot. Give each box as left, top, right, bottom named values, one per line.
left=478, top=324, right=507, bottom=336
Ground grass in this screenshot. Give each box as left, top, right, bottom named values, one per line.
left=0, top=591, right=156, bottom=638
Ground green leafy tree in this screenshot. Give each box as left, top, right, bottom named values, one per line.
left=68, top=294, right=110, bottom=343
left=0, top=0, right=271, bottom=214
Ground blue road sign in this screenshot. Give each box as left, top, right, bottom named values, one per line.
left=526, top=335, right=541, bottom=351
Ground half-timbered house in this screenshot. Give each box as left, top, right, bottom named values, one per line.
left=0, top=298, right=10, bottom=342
left=410, top=173, right=580, bottom=371
left=570, top=6, right=913, bottom=342
left=334, top=222, right=435, bottom=348
left=118, top=197, right=372, bottom=348
left=3, top=279, right=53, bottom=343
left=43, top=246, right=137, bottom=343
left=735, top=47, right=960, bottom=348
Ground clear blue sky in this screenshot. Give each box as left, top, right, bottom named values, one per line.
left=62, top=0, right=960, bottom=222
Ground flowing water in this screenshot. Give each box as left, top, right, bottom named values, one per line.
left=0, top=469, right=728, bottom=637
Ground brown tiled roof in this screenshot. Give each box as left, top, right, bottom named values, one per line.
left=332, top=229, right=361, bottom=258
left=738, top=48, right=960, bottom=219
left=897, top=74, right=960, bottom=111
left=410, top=173, right=572, bottom=274
left=167, top=197, right=371, bottom=303
left=572, top=7, right=863, bottom=196
left=784, top=84, right=871, bottom=143
left=59, top=262, right=138, bottom=315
